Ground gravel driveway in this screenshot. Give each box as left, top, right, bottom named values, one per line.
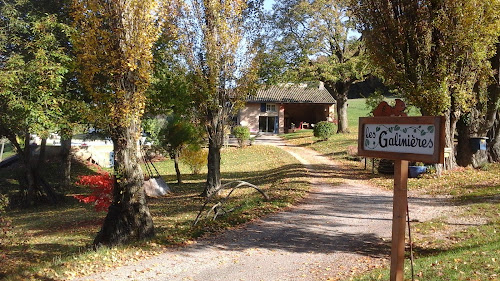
left=78, top=136, right=453, bottom=281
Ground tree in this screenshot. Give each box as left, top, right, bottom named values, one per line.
left=456, top=40, right=500, bottom=167
left=265, top=0, right=369, bottom=133
left=158, top=116, right=202, bottom=184
left=173, top=0, right=259, bottom=197
left=351, top=0, right=500, bottom=169
left=71, top=0, right=162, bottom=246
left=0, top=0, right=72, bottom=205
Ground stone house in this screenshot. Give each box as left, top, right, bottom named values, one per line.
left=237, top=83, right=336, bottom=134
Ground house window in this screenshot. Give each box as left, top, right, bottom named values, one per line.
left=266, top=104, right=276, bottom=112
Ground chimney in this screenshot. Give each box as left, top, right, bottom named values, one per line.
left=319, top=81, right=325, bottom=90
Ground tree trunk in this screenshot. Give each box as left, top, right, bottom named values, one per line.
left=61, top=136, right=72, bottom=189
left=336, top=95, right=349, bottom=133
left=0, top=138, right=5, bottom=162
left=174, top=150, right=182, bottom=184
left=487, top=41, right=500, bottom=162
left=204, top=140, right=221, bottom=197
left=93, top=121, right=154, bottom=247
left=323, top=80, right=351, bottom=133
left=457, top=114, right=488, bottom=168
left=488, top=112, right=500, bottom=162
left=444, top=110, right=459, bottom=170
left=202, top=110, right=223, bottom=197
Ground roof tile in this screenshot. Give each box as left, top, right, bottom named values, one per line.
left=247, top=85, right=336, bottom=104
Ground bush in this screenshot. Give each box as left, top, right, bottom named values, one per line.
left=313, top=121, right=336, bottom=140
left=232, top=126, right=250, bottom=148
left=73, top=165, right=113, bottom=212
left=181, top=146, right=208, bottom=175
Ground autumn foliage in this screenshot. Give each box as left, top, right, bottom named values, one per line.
left=73, top=167, right=113, bottom=212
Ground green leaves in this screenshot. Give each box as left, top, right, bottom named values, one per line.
left=0, top=4, right=72, bottom=139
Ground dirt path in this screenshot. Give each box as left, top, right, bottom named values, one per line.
left=79, top=136, right=453, bottom=281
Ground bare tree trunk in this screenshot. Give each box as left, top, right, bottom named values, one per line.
left=202, top=111, right=223, bottom=197
left=324, top=81, right=351, bottom=133
left=487, top=41, right=500, bottom=163
left=93, top=120, right=154, bottom=247
left=488, top=112, right=500, bottom=162
left=174, top=150, right=182, bottom=184
left=37, top=138, right=47, bottom=170
left=457, top=113, right=488, bottom=168
left=0, top=138, right=5, bottom=162
left=336, top=95, right=349, bottom=133
left=444, top=110, right=459, bottom=170
left=61, top=136, right=72, bottom=189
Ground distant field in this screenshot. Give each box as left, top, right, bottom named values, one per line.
left=347, top=98, right=421, bottom=132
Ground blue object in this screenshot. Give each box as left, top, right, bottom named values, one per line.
left=409, top=166, right=427, bottom=178
left=109, top=151, right=114, bottom=167
left=469, top=137, right=487, bottom=151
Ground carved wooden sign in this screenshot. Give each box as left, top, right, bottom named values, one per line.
left=358, top=116, right=445, bottom=163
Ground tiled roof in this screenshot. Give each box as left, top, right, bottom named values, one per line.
left=247, top=85, right=336, bottom=104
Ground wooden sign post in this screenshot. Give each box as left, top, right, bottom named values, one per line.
left=358, top=115, right=445, bottom=281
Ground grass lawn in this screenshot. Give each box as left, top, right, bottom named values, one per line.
left=0, top=141, right=15, bottom=161
left=0, top=145, right=309, bottom=280
left=284, top=98, right=500, bottom=280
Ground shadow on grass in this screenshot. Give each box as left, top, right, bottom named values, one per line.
left=2, top=242, right=86, bottom=280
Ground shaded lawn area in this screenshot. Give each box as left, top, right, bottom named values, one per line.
left=0, top=145, right=309, bottom=280
left=0, top=141, right=15, bottom=161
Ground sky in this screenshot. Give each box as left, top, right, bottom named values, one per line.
left=263, top=0, right=275, bottom=11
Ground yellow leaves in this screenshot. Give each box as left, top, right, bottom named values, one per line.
left=72, top=0, right=160, bottom=129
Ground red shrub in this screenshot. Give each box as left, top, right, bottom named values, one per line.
left=73, top=167, right=113, bottom=212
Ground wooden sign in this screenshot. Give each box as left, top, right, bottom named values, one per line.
left=358, top=116, right=445, bottom=164
left=357, top=109, right=445, bottom=281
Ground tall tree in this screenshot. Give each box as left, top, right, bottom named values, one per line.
left=173, top=0, right=259, bottom=197
left=0, top=0, right=72, bottom=204
left=351, top=0, right=500, bottom=168
left=456, top=40, right=500, bottom=167
left=265, top=0, right=369, bottom=133
left=71, top=0, right=162, bottom=246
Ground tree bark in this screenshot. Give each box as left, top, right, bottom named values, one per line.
left=37, top=138, right=47, bottom=171
left=488, top=112, right=500, bottom=162
left=202, top=110, right=223, bottom=197
left=0, top=138, right=5, bottom=162
left=457, top=114, right=488, bottom=168
left=174, top=150, right=182, bottom=184
left=487, top=41, right=500, bottom=162
left=61, top=136, right=72, bottom=189
left=336, top=94, right=349, bottom=133
left=323, top=80, right=351, bottom=133
left=93, top=120, right=154, bottom=247
left=444, top=110, right=459, bottom=170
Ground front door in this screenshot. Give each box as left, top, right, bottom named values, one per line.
left=259, top=116, right=277, bottom=133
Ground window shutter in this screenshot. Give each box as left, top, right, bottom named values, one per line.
left=260, top=103, right=266, bottom=112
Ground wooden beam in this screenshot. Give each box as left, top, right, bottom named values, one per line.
left=390, top=159, right=409, bottom=281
